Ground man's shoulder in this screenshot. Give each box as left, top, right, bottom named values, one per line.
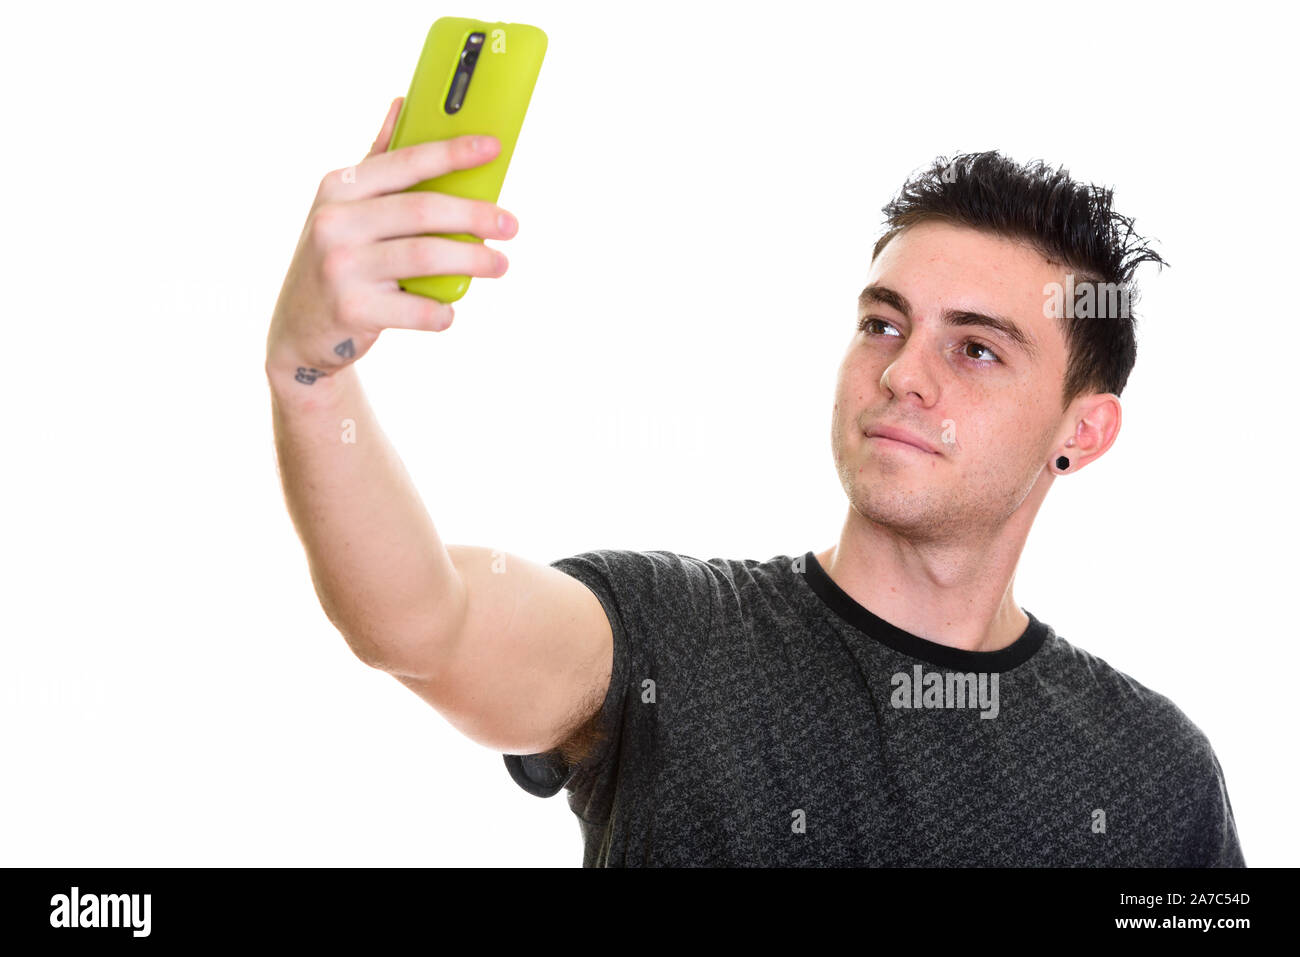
left=548, top=547, right=798, bottom=597
left=1028, top=628, right=1245, bottom=866
left=1036, top=629, right=1218, bottom=759
left=546, top=548, right=806, bottom=668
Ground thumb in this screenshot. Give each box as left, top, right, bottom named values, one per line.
left=366, top=97, right=404, bottom=158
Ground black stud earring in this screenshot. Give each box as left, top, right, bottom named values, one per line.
left=1055, top=456, right=1070, bottom=471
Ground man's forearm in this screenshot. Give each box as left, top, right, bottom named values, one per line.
left=267, top=362, right=466, bottom=675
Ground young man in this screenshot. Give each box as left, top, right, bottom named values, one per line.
left=266, top=100, right=1245, bottom=866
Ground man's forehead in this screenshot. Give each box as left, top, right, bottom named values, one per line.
left=871, top=221, right=1066, bottom=285
left=867, top=222, right=1068, bottom=315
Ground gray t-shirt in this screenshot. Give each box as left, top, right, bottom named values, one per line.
left=503, top=549, right=1246, bottom=867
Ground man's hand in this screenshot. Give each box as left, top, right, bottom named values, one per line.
left=264, top=97, right=519, bottom=388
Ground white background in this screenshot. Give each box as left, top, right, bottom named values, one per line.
left=2, top=0, right=1296, bottom=867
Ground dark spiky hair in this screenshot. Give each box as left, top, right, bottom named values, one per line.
left=872, top=151, right=1167, bottom=407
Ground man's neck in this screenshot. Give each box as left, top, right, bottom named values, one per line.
left=816, top=510, right=1032, bottom=654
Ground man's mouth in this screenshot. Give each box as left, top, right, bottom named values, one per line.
left=864, top=424, right=939, bottom=455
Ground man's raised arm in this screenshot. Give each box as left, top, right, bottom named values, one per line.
left=265, top=99, right=612, bottom=756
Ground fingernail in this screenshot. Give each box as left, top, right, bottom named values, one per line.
left=497, top=212, right=517, bottom=234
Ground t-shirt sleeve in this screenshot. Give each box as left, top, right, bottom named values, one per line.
left=1184, top=745, right=1247, bottom=867
left=501, top=548, right=713, bottom=808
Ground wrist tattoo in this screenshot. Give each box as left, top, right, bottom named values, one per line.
left=333, top=338, right=356, bottom=359
left=295, top=367, right=328, bottom=385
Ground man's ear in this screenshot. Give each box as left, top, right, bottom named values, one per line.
left=1056, top=393, right=1122, bottom=472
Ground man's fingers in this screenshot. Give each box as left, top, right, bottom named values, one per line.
left=355, top=235, right=509, bottom=283
left=325, top=191, right=519, bottom=246
left=366, top=98, right=404, bottom=159
left=320, top=134, right=501, bottom=202
left=372, top=289, right=458, bottom=332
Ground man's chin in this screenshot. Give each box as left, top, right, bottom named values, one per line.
left=847, top=489, right=948, bottom=535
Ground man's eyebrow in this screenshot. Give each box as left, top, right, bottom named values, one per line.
left=857, top=283, right=1040, bottom=359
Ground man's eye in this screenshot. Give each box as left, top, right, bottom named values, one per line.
left=963, top=340, right=1001, bottom=363
left=858, top=317, right=899, bottom=336
left=859, top=317, right=1002, bottom=365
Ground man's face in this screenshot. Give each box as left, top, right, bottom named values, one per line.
left=831, top=220, right=1072, bottom=542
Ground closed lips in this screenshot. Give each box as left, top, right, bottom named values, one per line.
left=865, top=426, right=938, bottom=454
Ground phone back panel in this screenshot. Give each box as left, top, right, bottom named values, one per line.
left=388, top=18, right=547, bottom=302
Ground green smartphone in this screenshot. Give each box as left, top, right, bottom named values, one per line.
left=386, top=17, right=547, bottom=303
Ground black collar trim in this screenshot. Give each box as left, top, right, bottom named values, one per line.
left=799, top=550, right=1048, bottom=671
